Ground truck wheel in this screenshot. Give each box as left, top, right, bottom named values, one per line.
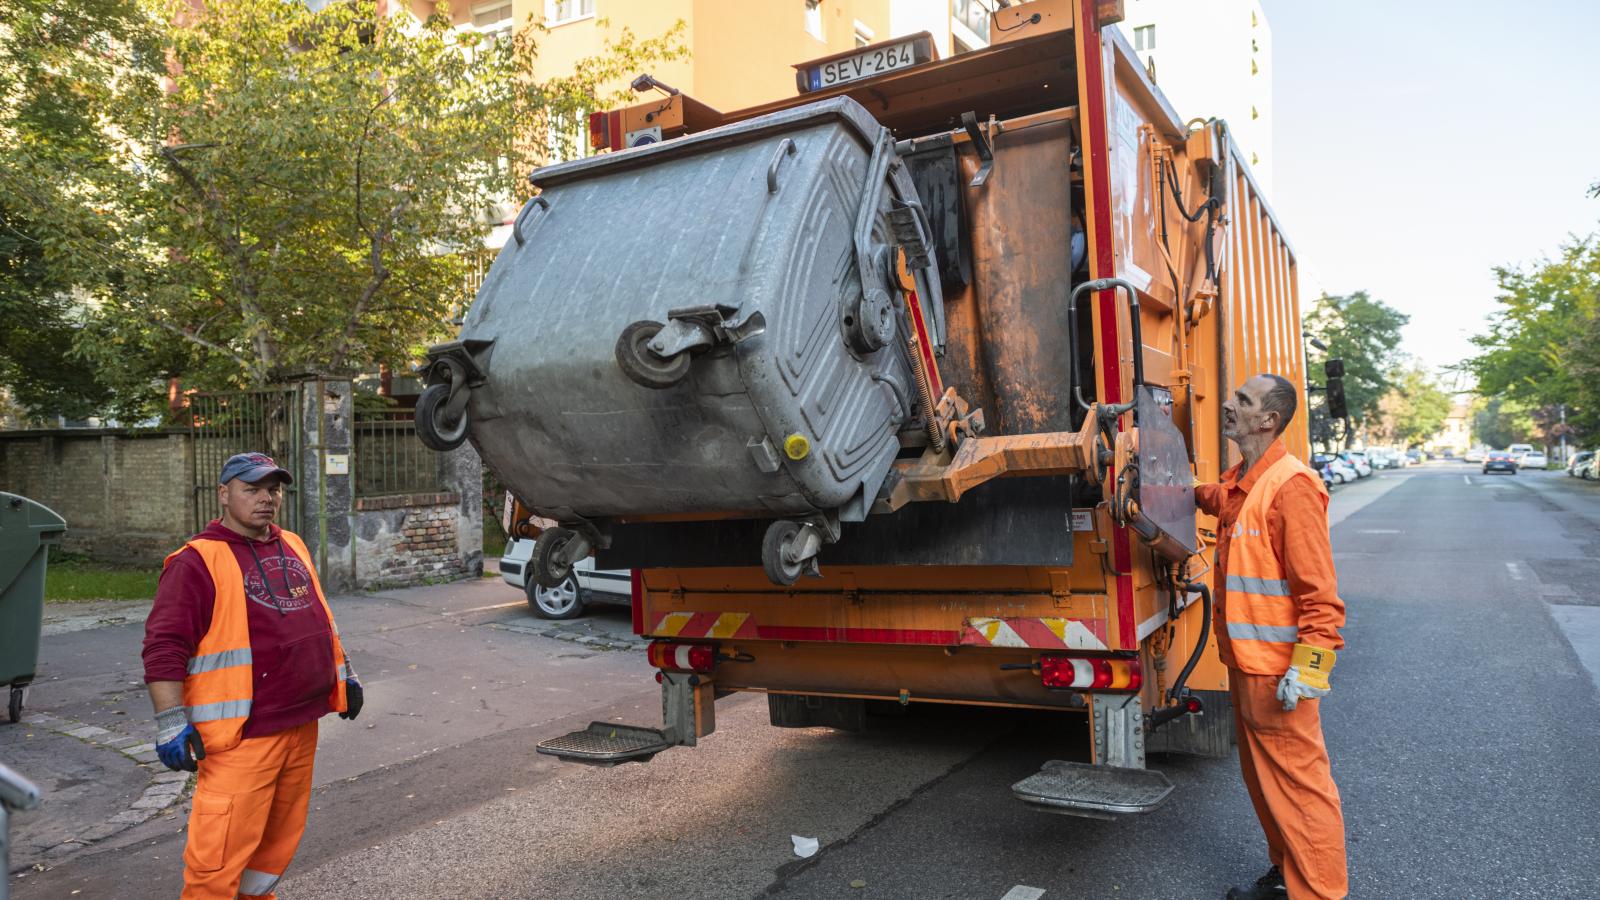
left=532, top=527, right=578, bottom=588
left=762, top=520, right=805, bottom=586
left=615, top=320, right=691, bottom=389
left=414, top=383, right=469, bottom=451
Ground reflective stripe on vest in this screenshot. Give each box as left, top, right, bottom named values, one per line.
left=1222, top=453, right=1329, bottom=675
left=164, top=530, right=348, bottom=755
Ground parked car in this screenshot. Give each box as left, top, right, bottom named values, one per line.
left=1338, top=451, right=1373, bottom=478
left=1582, top=454, right=1600, bottom=480
left=1407, top=448, right=1427, bottom=464
left=1368, top=449, right=1400, bottom=470
left=1315, top=453, right=1357, bottom=484
left=1520, top=450, right=1549, bottom=470
left=1482, top=451, right=1518, bottom=475
left=501, top=536, right=631, bottom=619
left=1464, top=446, right=1488, bottom=463
left=1568, top=450, right=1594, bottom=477
left=1506, top=443, right=1534, bottom=461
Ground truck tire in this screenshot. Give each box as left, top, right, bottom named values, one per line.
left=767, top=694, right=866, bottom=732
left=1145, top=689, right=1234, bottom=759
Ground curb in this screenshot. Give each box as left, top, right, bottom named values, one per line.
left=16, top=712, right=192, bottom=863
left=486, top=620, right=648, bottom=652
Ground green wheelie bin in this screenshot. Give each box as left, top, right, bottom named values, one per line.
left=0, top=493, right=67, bottom=724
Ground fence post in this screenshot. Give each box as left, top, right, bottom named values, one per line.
left=297, top=378, right=355, bottom=594
left=440, top=443, right=484, bottom=578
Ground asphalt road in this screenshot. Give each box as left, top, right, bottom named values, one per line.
left=12, top=464, right=1600, bottom=899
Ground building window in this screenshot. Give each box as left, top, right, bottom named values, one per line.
left=1134, top=24, right=1155, bottom=51
left=473, top=0, right=512, bottom=29
left=854, top=20, right=874, bottom=48
left=804, top=0, right=824, bottom=40
left=546, top=0, right=594, bottom=25
left=546, top=110, right=592, bottom=164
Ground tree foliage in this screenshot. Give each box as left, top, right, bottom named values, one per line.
left=5, top=0, right=685, bottom=419
left=1378, top=364, right=1452, bottom=447
left=0, top=0, right=166, bottom=422
left=1465, top=235, right=1600, bottom=442
left=1303, top=291, right=1409, bottom=428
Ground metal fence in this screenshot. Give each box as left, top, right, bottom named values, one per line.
left=353, top=408, right=445, bottom=497
left=190, top=387, right=303, bottom=533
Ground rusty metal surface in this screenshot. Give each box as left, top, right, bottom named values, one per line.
left=964, top=119, right=1078, bottom=435
left=1133, top=386, right=1196, bottom=556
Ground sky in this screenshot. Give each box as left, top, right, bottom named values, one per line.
left=1260, top=0, right=1600, bottom=382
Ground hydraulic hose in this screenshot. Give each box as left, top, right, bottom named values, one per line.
left=1148, top=578, right=1212, bottom=731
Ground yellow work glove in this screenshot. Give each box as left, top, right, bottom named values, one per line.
left=1276, top=643, right=1336, bottom=711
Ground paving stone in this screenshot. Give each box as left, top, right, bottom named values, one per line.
left=144, top=779, right=187, bottom=796
left=109, top=808, right=158, bottom=826
left=44, top=843, right=82, bottom=860
left=130, top=750, right=160, bottom=764
left=104, top=735, right=144, bottom=749
left=64, top=725, right=113, bottom=740
left=77, top=822, right=126, bottom=843
left=151, top=770, right=190, bottom=784
left=131, top=791, right=179, bottom=810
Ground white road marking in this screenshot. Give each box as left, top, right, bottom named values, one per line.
left=1359, top=529, right=1401, bottom=534
left=1505, top=562, right=1524, bottom=581
left=1464, top=475, right=1472, bottom=485
left=1001, top=888, right=1046, bottom=900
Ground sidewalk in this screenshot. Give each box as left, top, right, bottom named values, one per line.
left=4, top=573, right=651, bottom=884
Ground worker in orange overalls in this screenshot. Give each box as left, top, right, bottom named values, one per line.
left=143, top=453, right=364, bottom=900
left=1195, top=374, right=1347, bottom=900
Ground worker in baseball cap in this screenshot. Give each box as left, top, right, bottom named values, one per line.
left=142, top=452, right=364, bottom=899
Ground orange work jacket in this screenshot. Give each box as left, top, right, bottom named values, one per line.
left=163, top=530, right=349, bottom=754
left=1222, top=452, right=1331, bottom=675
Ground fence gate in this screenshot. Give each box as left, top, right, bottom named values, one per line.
left=189, top=387, right=305, bottom=533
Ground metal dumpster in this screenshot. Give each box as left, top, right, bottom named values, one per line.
left=420, top=97, right=943, bottom=584
left=0, top=493, right=67, bottom=723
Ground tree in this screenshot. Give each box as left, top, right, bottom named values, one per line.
left=21, top=0, right=685, bottom=414
left=0, top=0, right=168, bottom=422
left=1379, top=364, right=1452, bottom=447
left=1303, top=291, right=1409, bottom=429
left=1472, top=395, right=1535, bottom=450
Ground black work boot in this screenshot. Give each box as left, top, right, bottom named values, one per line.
left=1225, top=865, right=1287, bottom=899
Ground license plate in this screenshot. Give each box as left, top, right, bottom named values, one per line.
left=805, top=40, right=919, bottom=92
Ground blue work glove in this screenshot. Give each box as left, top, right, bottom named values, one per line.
left=339, top=676, right=363, bottom=720
left=155, top=707, right=205, bottom=772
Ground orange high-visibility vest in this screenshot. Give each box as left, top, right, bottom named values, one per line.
left=1222, top=453, right=1329, bottom=675
left=162, top=530, right=349, bottom=753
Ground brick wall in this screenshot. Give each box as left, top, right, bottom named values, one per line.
left=0, top=430, right=194, bottom=564
left=352, top=492, right=471, bottom=587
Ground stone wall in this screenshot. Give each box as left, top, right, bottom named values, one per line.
left=0, top=429, right=193, bottom=564
left=353, top=492, right=470, bottom=586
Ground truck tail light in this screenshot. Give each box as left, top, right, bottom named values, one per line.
left=588, top=109, right=623, bottom=152
left=1039, top=655, right=1142, bottom=692
left=647, top=641, right=716, bottom=674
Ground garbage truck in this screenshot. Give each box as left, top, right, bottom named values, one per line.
left=415, top=0, right=1312, bottom=817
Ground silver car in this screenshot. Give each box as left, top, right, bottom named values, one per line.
left=500, top=537, right=631, bottom=619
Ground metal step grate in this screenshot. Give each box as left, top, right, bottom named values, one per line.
left=537, top=722, right=674, bottom=765
left=1012, top=760, right=1174, bottom=818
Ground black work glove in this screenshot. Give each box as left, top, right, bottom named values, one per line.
left=340, top=676, right=364, bottom=720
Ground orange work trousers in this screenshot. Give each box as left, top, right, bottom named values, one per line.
left=1231, top=672, right=1348, bottom=900
left=182, top=720, right=318, bottom=900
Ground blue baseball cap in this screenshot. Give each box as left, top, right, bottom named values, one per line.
left=218, top=452, right=294, bottom=486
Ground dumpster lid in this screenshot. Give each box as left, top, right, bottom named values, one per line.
left=1, top=493, right=67, bottom=535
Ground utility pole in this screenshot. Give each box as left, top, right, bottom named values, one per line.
left=1559, top=404, right=1567, bottom=463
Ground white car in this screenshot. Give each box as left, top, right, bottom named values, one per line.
left=1520, top=451, right=1548, bottom=470
left=501, top=536, right=631, bottom=619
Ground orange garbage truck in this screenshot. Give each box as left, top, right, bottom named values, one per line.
left=416, top=0, right=1309, bottom=817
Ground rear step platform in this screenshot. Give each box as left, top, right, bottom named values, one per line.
left=1012, top=760, right=1174, bottom=819
left=537, top=723, right=676, bottom=766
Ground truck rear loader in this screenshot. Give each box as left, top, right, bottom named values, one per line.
left=416, top=0, right=1310, bottom=818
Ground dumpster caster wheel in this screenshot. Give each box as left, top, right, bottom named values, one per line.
left=414, top=383, right=469, bottom=451
left=533, top=527, right=587, bottom=588
left=616, top=321, right=692, bottom=390
left=8, top=685, right=23, bottom=724
left=762, top=521, right=822, bottom=586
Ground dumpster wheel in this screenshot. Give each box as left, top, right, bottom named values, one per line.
left=414, top=383, right=469, bottom=451
left=532, top=527, right=580, bottom=588
left=616, top=321, right=692, bottom=390
left=762, top=520, right=812, bottom=586
left=8, top=684, right=23, bottom=724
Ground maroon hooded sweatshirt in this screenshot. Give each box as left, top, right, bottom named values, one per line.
left=143, top=521, right=337, bottom=738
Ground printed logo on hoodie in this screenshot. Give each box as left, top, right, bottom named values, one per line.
left=244, top=552, right=317, bottom=612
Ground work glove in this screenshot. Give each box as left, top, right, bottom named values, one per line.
left=1276, top=643, right=1337, bottom=711
left=339, top=675, right=364, bottom=720
left=155, top=707, right=205, bottom=772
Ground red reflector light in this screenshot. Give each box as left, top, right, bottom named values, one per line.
left=1185, top=697, right=1202, bottom=713
left=587, top=110, right=609, bottom=150
left=647, top=641, right=716, bottom=674
left=1038, top=655, right=1141, bottom=692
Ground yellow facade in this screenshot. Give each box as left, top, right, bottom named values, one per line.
left=516, top=0, right=898, bottom=114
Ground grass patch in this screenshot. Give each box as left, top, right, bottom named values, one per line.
left=482, top=517, right=508, bottom=560
left=45, top=554, right=159, bottom=603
